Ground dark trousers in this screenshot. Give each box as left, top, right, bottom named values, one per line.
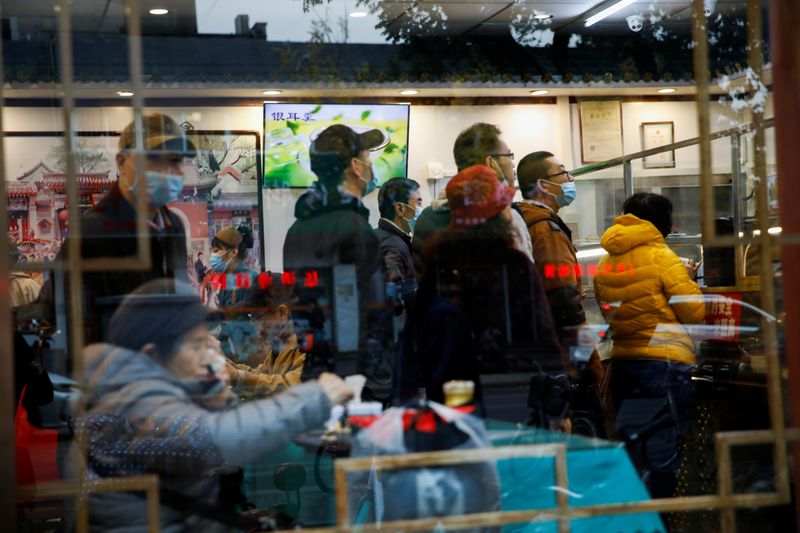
left=607, top=359, right=694, bottom=498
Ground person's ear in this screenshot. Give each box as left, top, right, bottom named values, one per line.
left=538, top=179, right=562, bottom=196
left=350, top=157, right=366, bottom=180
left=275, top=304, right=291, bottom=322
left=536, top=179, right=549, bottom=194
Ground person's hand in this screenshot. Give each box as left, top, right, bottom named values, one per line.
left=680, top=258, right=701, bottom=280
left=318, top=373, right=354, bottom=406
left=548, top=417, right=572, bottom=434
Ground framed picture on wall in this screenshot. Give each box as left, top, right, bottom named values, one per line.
left=640, top=122, right=675, bottom=169
left=3, top=129, right=263, bottom=277
left=578, top=100, right=623, bottom=163
left=4, top=131, right=121, bottom=258
left=182, top=130, right=262, bottom=275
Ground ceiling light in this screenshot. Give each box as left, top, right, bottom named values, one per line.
left=262, top=90, right=283, bottom=95
left=657, top=88, right=676, bottom=94
left=530, top=90, right=549, bottom=96
left=533, top=13, right=553, bottom=21
left=149, top=8, right=168, bottom=15
left=116, top=90, right=134, bottom=97
left=399, top=89, right=419, bottom=95
left=350, top=11, right=368, bottom=18
left=585, top=0, right=638, bottom=27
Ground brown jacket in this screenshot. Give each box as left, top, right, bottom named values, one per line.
left=515, top=201, right=586, bottom=340
left=232, top=334, right=305, bottom=397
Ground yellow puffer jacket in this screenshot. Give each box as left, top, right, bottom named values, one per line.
left=594, top=214, right=705, bottom=365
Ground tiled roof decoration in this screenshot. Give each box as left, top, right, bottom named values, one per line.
left=3, top=31, right=763, bottom=86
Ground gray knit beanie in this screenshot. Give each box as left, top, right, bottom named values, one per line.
left=106, top=279, right=207, bottom=359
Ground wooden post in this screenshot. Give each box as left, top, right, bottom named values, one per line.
left=770, top=0, right=800, bottom=523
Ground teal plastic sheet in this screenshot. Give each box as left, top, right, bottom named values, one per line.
left=243, top=421, right=666, bottom=532
left=489, top=424, right=665, bottom=533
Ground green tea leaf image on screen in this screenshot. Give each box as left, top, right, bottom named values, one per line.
left=263, top=103, right=409, bottom=188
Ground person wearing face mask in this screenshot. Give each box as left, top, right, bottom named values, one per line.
left=411, top=123, right=534, bottom=279
left=284, top=124, right=389, bottom=398
left=514, top=152, right=596, bottom=375
left=225, top=277, right=305, bottom=398
left=375, top=178, right=422, bottom=318
left=57, top=113, right=196, bottom=345
left=205, top=225, right=257, bottom=309
left=284, top=124, right=383, bottom=291
left=70, top=279, right=353, bottom=532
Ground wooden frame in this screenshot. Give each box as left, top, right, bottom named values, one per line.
left=640, top=121, right=676, bottom=168
left=334, top=444, right=571, bottom=533
left=17, top=475, right=161, bottom=532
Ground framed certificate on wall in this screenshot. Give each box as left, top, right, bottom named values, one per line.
left=578, top=100, right=623, bottom=163
left=640, top=121, right=675, bottom=168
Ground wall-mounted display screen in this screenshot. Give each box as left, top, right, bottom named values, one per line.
left=263, top=103, right=409, bottom=188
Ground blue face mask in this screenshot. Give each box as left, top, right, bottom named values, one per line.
left=556, top=181, right=577, bottom=207
left=364, top=167, right=379, bottom=196
left=129, top=170, right=184, bottom=208
left=400, top=203, right=422, bottom=232
left=541, top=179, right=576, bottom=208
left=355, top=158, right=378, bottom=196
left=209, top=252, right=230, bottom=273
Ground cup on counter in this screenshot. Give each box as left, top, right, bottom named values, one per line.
left=443, top=380, right=475, bottom=407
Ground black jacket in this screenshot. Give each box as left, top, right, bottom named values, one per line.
left=410, top=204, right=451, bottom=280
left=375, top=218, right=414, bottom=283
left=283, top=182, right=380, bottom=297
left=375, top=218, right=417, bottom=310
left=400, top=245, right=568, bottom=418
left=62, top=183, right=190, bottom=345
left=283, top=183, right=389, bottom=394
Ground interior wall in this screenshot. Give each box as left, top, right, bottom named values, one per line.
left=2, top=95, right=772, bottom=266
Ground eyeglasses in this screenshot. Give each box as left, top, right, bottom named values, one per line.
left=544, top=170, right=573, bottom=180
left=489, top=152, right=515, bottom=161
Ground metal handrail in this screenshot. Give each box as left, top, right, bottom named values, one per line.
left=572, top=116, right=775, bottom=176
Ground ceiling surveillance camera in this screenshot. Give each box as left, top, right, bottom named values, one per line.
left=703, top=0, right=717, bottom=17
left=627, top=14, right=644, bottom=32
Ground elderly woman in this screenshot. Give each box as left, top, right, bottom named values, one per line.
left=73, top=279, right=351, bottom=532
left=399, top=164, right=567, bottom=427
left=594, top=192, right=705, bottom=498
